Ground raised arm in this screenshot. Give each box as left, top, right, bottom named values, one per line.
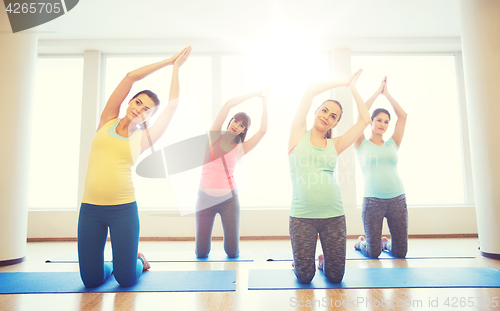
left=332, top=70, right=371, bottom=155
left=384, top=79, right=407, bottom=147
left=140, top=47, right=191, bottom=153
left=242, top=90, right=269, bottom=154
left=98, top=49, right=185, bottom=132
left=288, top=71, right=359, bottom=151
left=210, top=88, right=267, bottom=140
left=354, top=77, right=386, bottom=148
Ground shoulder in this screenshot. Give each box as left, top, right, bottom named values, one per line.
left=387, top=137, right=398, bottom=149
left=330, top=136, right=340, bottom=149
left=289, top=130, right=309, bottom=154
left=107, top=118, right=120, bottom=125
left=98, top=118, right=120, bottom=132
left=355, top=137, right=369, bottom=151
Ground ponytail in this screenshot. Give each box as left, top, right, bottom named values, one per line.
left=324, top=129, right=332, bottom=139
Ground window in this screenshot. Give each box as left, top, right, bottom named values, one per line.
left=31, top=53, right=465, bottom=210
left=351, top=54, right=465, bottom=205
left=29, top=57, right=84, bottom=209
left=221, top=53, right=331, bottom=208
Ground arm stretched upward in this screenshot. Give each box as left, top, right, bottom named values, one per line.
left=332, top=69, right=371, bottom=155
left=140, top=47, right=192, bottom=153
left=288, top=71, right=359, bottom=152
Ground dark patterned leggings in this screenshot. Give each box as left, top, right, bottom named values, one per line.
left=358, top=194, right=408, bottom=258
left=289, top=215, right=346, bottom=284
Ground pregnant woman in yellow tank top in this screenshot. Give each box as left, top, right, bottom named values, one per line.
left=78, top=47, right=191, bottom=288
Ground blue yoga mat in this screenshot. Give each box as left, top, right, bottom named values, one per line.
left=0, top=270, right=236, bottom=294
left=264, top=248, right=475, bottom=261
left=248, top=267, right=500, bottom=289
left=46, top=251, right=253, bottom=263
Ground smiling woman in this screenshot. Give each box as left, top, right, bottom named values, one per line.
left=103, top=55, right=213, bottom=209
left=351, top=54, right=465, bottom=206
left=221, top=51, right=331, bottom=209
left=77, top=47, right=192, bottom=288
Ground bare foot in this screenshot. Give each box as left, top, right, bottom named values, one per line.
left=382, top=237, right=389, bottom=251
left=317, top=254, right=324, bottom=270
left=138, top=253, right=151, bottom=271
left=291, top=261, right=295, bottom=268
left=354, top=236, right=365, bottom=250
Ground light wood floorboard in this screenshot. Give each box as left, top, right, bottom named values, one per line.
left=1, top=238, right=499, bottom=311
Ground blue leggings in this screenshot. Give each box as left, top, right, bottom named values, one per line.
left=77, top=202, right=144, bottom=288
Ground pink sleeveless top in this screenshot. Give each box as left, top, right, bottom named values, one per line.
left=199, top=137, right=243, bottom=190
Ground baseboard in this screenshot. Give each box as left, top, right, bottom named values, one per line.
left=27, top=234, right=478, bottom=243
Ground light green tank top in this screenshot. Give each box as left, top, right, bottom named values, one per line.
left=289, top=131, right=344, bottom=218
left=355, top=137, right=405, bottom=198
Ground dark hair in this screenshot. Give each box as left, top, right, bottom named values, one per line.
left=227, top=112, right=251, bottom=143
left=132, top=90, right=160, bottom=129
left=371, top=108, right=391, bottom=121
left=319, top=100, right=343, bottom=139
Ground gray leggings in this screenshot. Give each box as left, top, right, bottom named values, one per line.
left=195, top=190, right=240, bottom=258
left=289, top=215, right=346, bottom=284
left=359, top=194, right=408, bottom=258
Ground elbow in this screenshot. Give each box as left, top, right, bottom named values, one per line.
left=361, top=115, right=371, bottom=125
left=125, top=72, right=136, bottom=82
left=398, top=112, right=408, bottom=120
left=305, top=85, right=314, bottom=93
left=166, top=101, right=179, bottom=111
left=303, top=87, right=316, bottom=98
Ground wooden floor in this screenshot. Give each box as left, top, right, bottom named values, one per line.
left=1, top=238, right=499, bottom=311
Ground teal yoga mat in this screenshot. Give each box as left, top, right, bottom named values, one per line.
left=264, top=248, right=475, bottom=261
left=0, top=270, right=236, bottom=294
left=46, top=251, right=253, bottom=263
left=248, top=267, right=500, bottom=289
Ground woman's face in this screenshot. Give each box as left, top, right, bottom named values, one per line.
left=371, top=112, right=390, bottom=135
left=228, top=118, right=247, bottom=135
left=315, top=101, right=341, bottom=131
left=126, top=94, right=156, bottom=125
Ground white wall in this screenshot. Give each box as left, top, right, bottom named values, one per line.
left=27, top=206, right=478, bottom=239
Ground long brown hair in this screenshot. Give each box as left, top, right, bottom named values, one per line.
left=227, top=112, right=251, bottom=143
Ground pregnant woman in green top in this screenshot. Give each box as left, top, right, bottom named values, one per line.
left=354, top=77, right=408, bottom=258
left=288, top=69, right=370, bottom=283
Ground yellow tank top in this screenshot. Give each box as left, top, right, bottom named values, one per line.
left=82, top=118, right=142, bottom=205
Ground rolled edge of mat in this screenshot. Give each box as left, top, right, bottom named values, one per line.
left=0, top=256, right=25, bottom=267
left=481, top=251, right=500, bottom=260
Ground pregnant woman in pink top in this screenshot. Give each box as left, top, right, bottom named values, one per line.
left=196, top=89, right=269, bottom=258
